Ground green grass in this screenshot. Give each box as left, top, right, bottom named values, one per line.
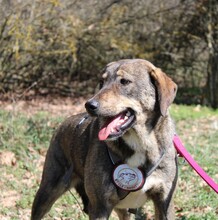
left=170, top=105, right=218, bottom=220
left=0, top=110, right=63, bottom=219
left=0, top=105, right=217, bottom=219
left=170, top=104, right=218, bottom=121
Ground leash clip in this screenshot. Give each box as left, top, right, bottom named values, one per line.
left=77, top=115, right=89, bottom=128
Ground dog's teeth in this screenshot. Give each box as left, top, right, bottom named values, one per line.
left=117, top=120, right=124, bottom=126
left=124, top=116, right=128, bottom=120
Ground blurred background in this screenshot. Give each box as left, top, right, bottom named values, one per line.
left=0, top=0, right=217, bottom=107
left=0, top=1, right=218, bottom=220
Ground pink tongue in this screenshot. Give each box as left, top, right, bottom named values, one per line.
left=98, top=114, right=123, bottom=141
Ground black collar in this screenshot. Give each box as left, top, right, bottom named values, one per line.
left=107, top=144, right=165, bottom=178
left=106, top=144, right=165, bottom=202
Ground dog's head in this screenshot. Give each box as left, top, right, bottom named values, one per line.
left=85, top=59, right=177, bottom=141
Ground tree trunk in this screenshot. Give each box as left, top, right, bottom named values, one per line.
left=206, top=53, right=218, bottom=108
left=205, top=0, right=218, bottom=108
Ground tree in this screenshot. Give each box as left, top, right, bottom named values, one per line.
left=206, top=0, right=218, bottom=108
left=174, top=0, right=218, bottom=108
left=0, top=0, right=217, bottom=108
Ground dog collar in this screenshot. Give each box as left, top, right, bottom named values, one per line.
left=113, top=163, right=145, bottom=191
left=107, top=147, right=165, bottom=192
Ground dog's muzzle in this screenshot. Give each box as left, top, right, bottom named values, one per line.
left=85, top=99, right=136, bottom=141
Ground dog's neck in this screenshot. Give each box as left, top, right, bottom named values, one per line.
left=107, top=138, right=135, bottom=161
left=122, top=114, right=170, bottom=167
left=107, top=129, right=158, bottom=168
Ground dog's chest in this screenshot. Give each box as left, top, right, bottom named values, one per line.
left=115, top=175, right=160, bottom=209
left=114, top=132, right=162, bottom=209
left=115, top=188, right=147, bottom=209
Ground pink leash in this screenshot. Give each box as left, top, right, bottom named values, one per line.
left=173, top=134, right=218, bottom=194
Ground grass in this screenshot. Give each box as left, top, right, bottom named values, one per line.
left=170, top=104, right=218, bottom=120
left=170, top=105, right=218, bottom=220
left=0, top=104, right=218, bottom=219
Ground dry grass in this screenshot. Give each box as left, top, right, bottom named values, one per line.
left=0, top=99, right=217, bottom=219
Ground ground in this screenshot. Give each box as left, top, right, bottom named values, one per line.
left=0, top=97, right=217, bottom=220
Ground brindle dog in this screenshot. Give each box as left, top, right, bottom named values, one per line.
left=31, top=59, right=178, bottom=220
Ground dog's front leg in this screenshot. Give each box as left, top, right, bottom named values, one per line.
left=114, top=208, right=131, bottom=220
left=153, top=198, right=175, bottom=220
left=84, top=173, right=114, bottom=220
left=150, top=175, right=177, bottom=220
left=88, top=203, right=112, bottom=220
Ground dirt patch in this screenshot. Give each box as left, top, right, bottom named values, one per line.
left=0, top=96, right=89, bottom=117
left=0, top=151, right=16, bottom=166
left=0, top=190, right=20, bottom=208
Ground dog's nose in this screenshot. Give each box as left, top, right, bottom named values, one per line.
left=85, top=99, right=99, bottom=115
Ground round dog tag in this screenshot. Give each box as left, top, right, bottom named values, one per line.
left=112, top=164, right=145, bottom=191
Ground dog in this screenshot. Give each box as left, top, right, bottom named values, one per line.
left=31, top=59, right=178, bottom=220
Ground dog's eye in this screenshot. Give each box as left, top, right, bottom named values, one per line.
left=99, top=80, right=104, bottom=89
left=120, top=78, right=131, bottom=86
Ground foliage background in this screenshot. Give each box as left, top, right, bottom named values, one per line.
left=0, top=0, right=217, bottom=107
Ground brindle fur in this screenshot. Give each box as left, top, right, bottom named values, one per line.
left=31, top=59, right=178, bottom=220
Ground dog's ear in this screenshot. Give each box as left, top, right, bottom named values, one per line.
left=150, top=68, right=177, bottom=116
